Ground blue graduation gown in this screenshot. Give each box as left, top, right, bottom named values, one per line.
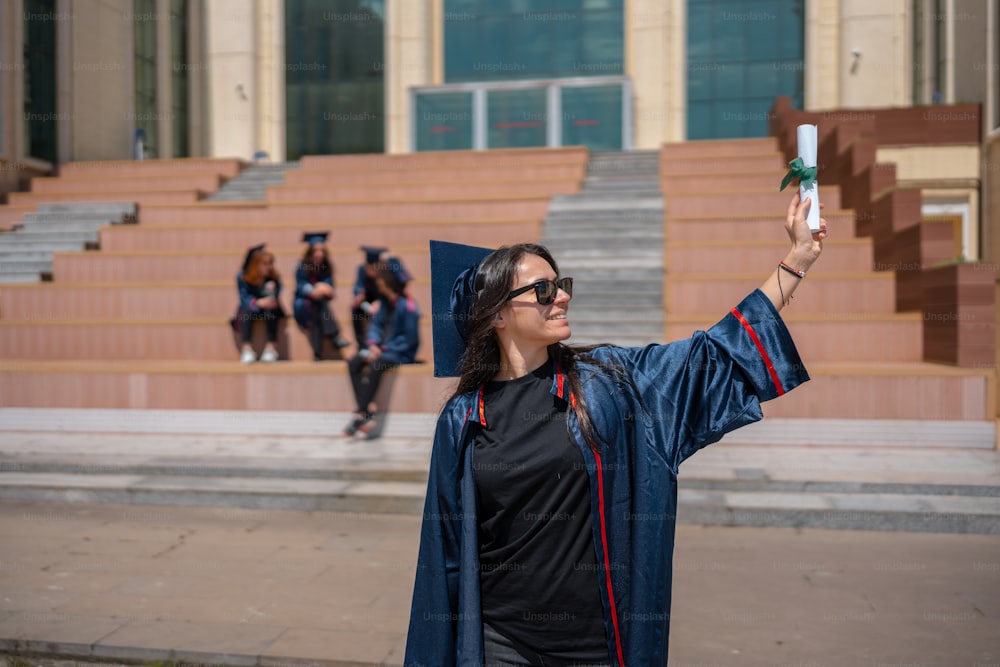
left=404, top=289, right=810, bottom=666
left=366, top=293, right=421, bottom=365
left=292, top=263, right=334, bottom=329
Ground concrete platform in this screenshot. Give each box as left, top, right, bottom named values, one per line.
left=0, top=409, right=998, bottom=664
left=0, top=504, right=997, bottom=666
left=0, top=410, right=997, bottom=534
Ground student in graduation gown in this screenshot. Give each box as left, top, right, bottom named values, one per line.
left=293, top=232, right=351, bottom=360
left=233, top=243, right=285, bottom=364
left=343, top=256, right=420, bottom=437
left=349, top=245, right=387, bottom=347
left=405, top=193, right=827, bottom=666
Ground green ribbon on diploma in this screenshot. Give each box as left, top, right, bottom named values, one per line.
left=779, top=157, right=817, bottom=191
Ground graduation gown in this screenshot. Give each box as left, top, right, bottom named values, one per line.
left=404, top=290, right=810, bottom=666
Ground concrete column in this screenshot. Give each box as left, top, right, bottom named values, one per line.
left=204, top=0, right=256, bottom=159
left=386, top=0, right=434, bottom=153
left=804, top=0, right=841, bottom=110
left=254, top=0, right=284, bottom=161
left=627, top=0, right=683, bottom=147
left=156, top=0, right=172, bottom=157
left=60, top=0, right=133, bottom=161
left=187, top=0, right=205, bottom=157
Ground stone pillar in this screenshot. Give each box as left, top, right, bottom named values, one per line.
left=627, top=0, right=684, bottom=147
left=204, top=0, right=256, bottom=159
left=804, top=0, right=841, bottom=110
left=385, top=0, right=435, bottom=153
left=254, top=0, right=284, bottom=162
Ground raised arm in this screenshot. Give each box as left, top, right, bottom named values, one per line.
left=759, top=193, right=828, bottom=312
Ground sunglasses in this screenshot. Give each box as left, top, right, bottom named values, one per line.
left=506, top=277, right=573, bottom=305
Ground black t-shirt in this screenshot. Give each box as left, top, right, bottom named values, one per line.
left=474, top=359, right=609, bottom=664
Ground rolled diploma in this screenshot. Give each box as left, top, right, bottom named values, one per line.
left=796, top=124, right=821, bottom=231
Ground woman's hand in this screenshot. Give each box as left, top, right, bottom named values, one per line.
left=311, top=283, right=334, bottom=300
left=256, top=296, right=278, bottom=310
left=785, top=193, right=827, bottom=273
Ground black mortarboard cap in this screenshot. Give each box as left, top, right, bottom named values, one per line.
left=360, top=245, right=388, bottom=264
left=383, top=256, right=412, bottom=285
left=242, top=243, right=266, bottom=273
left=429, top=240, right=494, bottom=378
left=302, top=231, right=329, bottom=245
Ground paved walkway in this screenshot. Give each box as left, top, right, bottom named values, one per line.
left=0, top=409, right=998, bottom=664
left=1, top=501, right=998, bottom=666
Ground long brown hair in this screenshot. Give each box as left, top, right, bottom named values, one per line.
left=243, top=250, right=281, bottom=285
left=451, top=243, right=609, bottom=451
left=301, top=244, right=333, bottom=281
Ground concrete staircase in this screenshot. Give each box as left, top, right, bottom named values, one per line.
left=204, top=162, right=301, bottom=201
left=0, top=409, right=997, bottom=534
left=660, top=137, right=995, bottom=425
left=0, top=202, right=137, bottom=283
left=544, top=150, right=665, bottom=346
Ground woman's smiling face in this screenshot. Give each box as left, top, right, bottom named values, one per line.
left=496, top=252, right=572, bottom=348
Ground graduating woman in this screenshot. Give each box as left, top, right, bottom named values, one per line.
left=293, top=232, right=351, bottom=360
left=407, top=194, right=826, bottom=666
left=343, top=256, right=421, bottom=437
left=350, top=245, right=388, bottom=347
left=233, top=243, right=285, bottom=364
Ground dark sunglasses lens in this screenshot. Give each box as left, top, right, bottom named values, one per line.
left=560, top=277, right=573, bottom=297
left=535, top=281, right=557, bottom=304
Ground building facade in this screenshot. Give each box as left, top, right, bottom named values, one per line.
left=0, top=0, right=997, bottom=256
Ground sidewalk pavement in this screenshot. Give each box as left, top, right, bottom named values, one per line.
left=0, top=409, right=998, bottom=665
left=1, top=502, right=998, bottom=666
left=1, top=410, right=998, bottom=533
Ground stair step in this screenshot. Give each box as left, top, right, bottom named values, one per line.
left=550, top=197, right=664, bottom=211
left=0, top=240, right=89, bottom=253
left=36, top=202, right=137, bottom=215
left=0, top=260, right=52, bottom=273
left=544, top=235, right=664, bottom=248
left=5, top=229, right=100, bottom=242
left=23, top=212, right=129, bottom=224
left=547, top=211, right=665, bottom=223
left=569, top=309, right=664, bottom=323
left=0, top=250, right=65, bottom=262
left=0, top=272, right=47, bottom=283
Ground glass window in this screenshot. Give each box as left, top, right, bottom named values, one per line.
left=23, top=0, right=58, bottom=163
left=444, top=0, right=623, bottom=82
left=285, top=0, right=384, bottom=158
left=415, top=92, right=474, bottom=151
left=686, top=0, right=804, bottom=139
left=133, top=0, right=157, bottom=158
left=487, top=88, right=546, bottom=148
left=170, top=0, right=188, bottom=158
left=561, top=84, right=622, bottom=151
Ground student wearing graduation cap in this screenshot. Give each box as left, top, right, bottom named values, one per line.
left=349, top=245, right=387, bottom=347
left=405, top=195, right=827, bottom=665
left=343, top=255, right=420, bottom=437
left=233, top=243, right=285, bottom=364
left=294, top=232, right=351, bottom=360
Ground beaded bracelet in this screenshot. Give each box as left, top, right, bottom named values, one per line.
left=779, top=261, right=806, bottom=279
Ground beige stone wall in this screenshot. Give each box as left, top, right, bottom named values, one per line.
left=876, top=145, right=981, bottom=182
left=254, top=0, right=284, bottom=161
left=836, top=0, right=911, bottom=107
left=203, top=0, right=258, bottom=160
left=877, top=144, right=982, bottom=260
left=627, top=0, right=685, bottom=147
left=57, top=0, right=135, bottom=161
left=385, top=0, right=436, bottom=154
left=804, top=0, right=840, bottom=110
